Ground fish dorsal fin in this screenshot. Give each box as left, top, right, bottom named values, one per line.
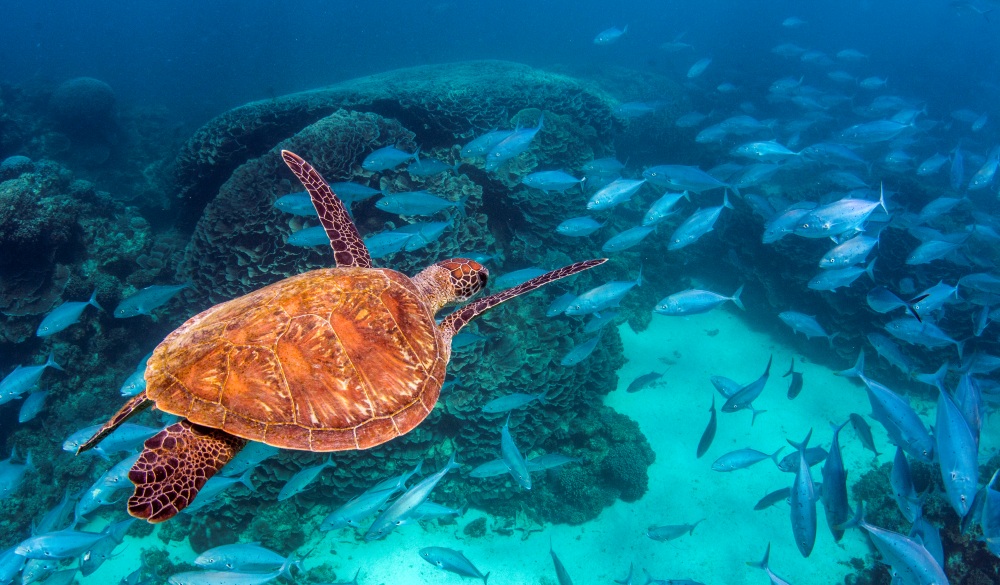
left=281, top=151, right=372, bottom=269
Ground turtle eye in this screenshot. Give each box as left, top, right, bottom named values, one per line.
left=439, top=258, right=488, bottom=301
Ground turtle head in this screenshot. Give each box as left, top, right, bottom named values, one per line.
left=413, top=258, right=488, bottom=315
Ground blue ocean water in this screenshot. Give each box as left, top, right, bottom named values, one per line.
left=1, top=1, right=999, bottom=584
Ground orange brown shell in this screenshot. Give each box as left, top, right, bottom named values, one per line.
left=144, top=267, right=447, bottom=452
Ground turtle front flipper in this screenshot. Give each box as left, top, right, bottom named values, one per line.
left=441, top=258, right=607, bottom=336
left=128, top=420, right=247, bottom=523
left=77, top=391, right=151, bottom=455
left=281, top=150, right=373, bottom=269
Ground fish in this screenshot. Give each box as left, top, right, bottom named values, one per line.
left=0, top=353, right=62, bottom=405
left=794, top=188, right=887, bottom=239
left=860, top=374, right=934, bottom=463
left=0, top=547, right=26, bottom=584
left=546, top=292, right=577, bottom=317
left=837, top=119, right=910, bottom=143
left=15, top=530, right=108, bottom=560
left=483, top=391, right=547, bottom=413
left=119, top=353, right=151, bottom=397
left=35, top=489, right=74, bottom=535
left=0, top=450, right=32, bottom=500
left=822, top=421, right=850, bottom=542
left=783, top=359, right=803, bottom=400
left=711, top=447, right=783, bottom=472
left=113, top=284, right=189, bottom=318
left=778, top=312, right=837, bottom=346
left=77, top=423, right=158, bottom=460
left=667, top=194, right=733, bottom=250
left=841, top=502, right=947, bottom=585
left=586, top=178, right=647, bottom=211
left=484, top=115, right=543, bottom=171
left=581, top=157, right=625, bottom=177
left=452, top=331, right=489, bottom=350
left=891, top=447, right=923, bottom=523
left=721, top=355, right=773, bottom=423
left=468, top=459, right=510, bottom=479
left=646, top=519, right=704, bottom=542
left=361, top=145, right=418, bottom=172
left=951, top=145, right=965, bottom=190
left=36, top=289, right=102, bottom=336
left=286, top=226, right=328, bottom=247
left=526, top=453, right=581, bottom=471
left=375, top=191, right=464, bottom=217
left=916, top=153, right=949, bottom=176
left=556, top=216, right=605, bottom=237
left=185, top=469, right=257, bottom=513
left=884, top=317, right=961, bottom=355
left=550, top=542, right=574, bottom=585
left=625, top=372, right=664, bottom=393
left=194, top=543, right=298, bottom=576
left=330, top=182, right=381, bottom=203
left=221, top=442, right=280, bottom=478
left=731, top=141, right=799, bottom=163
left=867, top=333, right=918, bottom=376
left=365, top=454, right=459, bottom=541
left=763, top=205, right=814, bottom=244
left=849, top=413, right=881, bottom=456
left=776, top=447, right=828, bottom=472
left=819, top=235, right=877, bottom=269
left=788, top=430, right=818, bottom=558
left=935, top=389, right=978, bottom=518
left=168, top=568, right=285, bottom=585
left=748, top=544, right=793, bottom=585
left=501, top=416, right=531, bottom=490
left=273, top=192, right=315, bottom=216
left=17, top=390, right=47, bottom=423
left=461, top=130, right=514, bottom=159
left=419, top=547, right=489, bottom=585
left=522, top=171, right=583, bottom=193
left=398, top=220, right=452, bottom=251
left=686, top=57, right=713, bottom=78
left=564, top=271, right=641, bottom=316
left=583, top=310, right=618, bottom=334
left=321, top=486, right=397, bottom=532
left=806, top=261, right=875, bottom=291
left=560, top=334, right=602, bottom=366
left=654, top=285, right=744, bottom=316
left=407, top=155, right=458, bottom=178
left=80, top=518, right=135, bottom=576
left=642, top=165, right=731, bottom=194
left=614, top=101, right=662, bottom=118
left=696, top=396, right=717, bottom=459
left=363, top=230, right=413, bottom=258
left=906, top=236, right=968, bottom=265
left=602, top=226, right=655, bottom=253
left=493, top=268, right=547, bottom=290
left=277, top=455, right=334, bottom=501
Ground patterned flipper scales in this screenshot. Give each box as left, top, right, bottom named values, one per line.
left=127, top=420, right=247, bottom=523
left=77, top=391, right=151, bottom=454
left=281, top=150, right=372, bottom=269
left=441, top=258, right=607, bottom=335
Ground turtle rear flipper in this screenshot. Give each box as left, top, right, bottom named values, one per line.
left=128, top=420, right=247, bottom=523
left=77, top=391, right=151, bottom=454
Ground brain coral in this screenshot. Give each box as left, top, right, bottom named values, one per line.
left=49, top=77, right=117, bottom=135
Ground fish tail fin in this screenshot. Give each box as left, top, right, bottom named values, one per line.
left=748, top=543, right=772, bottom=571
left=45, top=352, right=64, bottom=372
left=482, top=571, right=491, bottom=585
left=88, top=289, right=104, bottom=312
left=831, top=419, right=850, bottom=437
left=787, top=429, right=812, bottom=453
left=836, top=350, right=865, bottom=378
left=731, top=284, right=745, bottom=310
left=723, top=191, right=734, bottom=209
left=238, top=468, right=257, bottom=493
left=784, top=358, right=795, bottom=377
left=456, top=193, right=470, bottom=219
left=836, top=501, right=865, bottom=531
left=877, top=182, right=888, bottom=215
left=279, top=554, right=299, bottom=580
left=865, top=259, right=876, bottom=281
left=827, top=331, right=841, bottom=348
left=635, top=264, right=644, bottom=288
left=768, top=446, right=784, bottom=467
left=751, top=406, right=767, bottom=426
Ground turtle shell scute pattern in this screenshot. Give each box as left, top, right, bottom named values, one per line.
left=145, top=267, right=446, bottom=452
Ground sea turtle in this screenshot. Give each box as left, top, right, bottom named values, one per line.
left=79, top=150, right=605, bottom=522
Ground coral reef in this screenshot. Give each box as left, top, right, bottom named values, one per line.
left=49, top=77, right=117, bottom=136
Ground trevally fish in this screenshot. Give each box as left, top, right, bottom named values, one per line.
left=936, top=390, right=978, bottom=518
left=668, top=194, right=733, bottom=250
left=654, top=285, right=744, bottom=316
left=819, top=234, right=877, bottom=269
left=273, top=192, right=315, bottom=216
left=365, top=454, right=459, bottom=541
left=891, top=447, right=922, bottom=522
left=676, top=111, right=712, bottom=128
left=376, top=191, right=464, bottom=217
left=361, top=145, right=417, bottom=172
left=522, top=170, right=583, bottom=193
left=583, top=310, right=618, bottom=333
left=777, top=447, right=828, bottom=472
left=646, top=519, right=704, bottom=542
left=114, top=284, right=189, bottom=318
left=906, top=236, right=968, bottom=265
left=0, top=353, right=62, bottom=406
left=168, top=568, right=285, bottom=585
left=468, top=459, right=510, bottom=479
left=712, top=447, right=783, bottom=472
left=686, top=57, right=713, bottom=78
left=841, top=503, right=947, bottom=585
left=602, top=226, right=655, bottom=253
left=564, top=271, right=641, bottom=316
left=286, top=226, right=328, bottom=247
left=643, top=165, right=732, bottom=193
left=560, top=334, right=602, bottom=366
left=15, top=530, right=107, bottom=560
left=119, top=352, right=151, bottom=397
left=838, top=119, right=910, bottom=143
left=185, top=469, right=256, bottom=513
left=419, top=547, right=489, bottom=585
left=917, top=153, right=949, bottom=176
left=794, top=188, right=887, bottom=239
left=501, top=415, right=531, bottom=489
left=626, top=371, right=664, bottom=394
left=397, top=220, right=451, bottom=251
left=731, top=141, right=799, bottom=163
left=331, top=182, right=381, bottom=203
left=594, top=25, right=627, bottom=45
left=860, top=374, right=934, bottom=462
left=0, top=451, right=32, bottom=500
left=822, top=421, right=850, bottom=542
left=363, top=230, right=413, bottom=259
left=484, top=115, right=544, bottom=171
left=556, top=216, right=604, bottom=237
left=807, top=261, right=875, bottom=292
left=586, top=178, right=646, bottom=210
left=867, top=332, right=918, bottom=376
left=850, top=413, right=881, bottom=457
left=482, top=390, right=547, bottom=414
left=884, top=318, right=961, bottom=354
left=546, top=292, right=577, bottom=317
left=581, top=157, right=624, bottom=177
left=461, top=130, right=514, bottom=159
left=36, top=290, right=102, bottom=337
left=696, top=396, right=717, bottom=458
left=788, top=429, right=818, bottom=557
left=493, top=267, right=547, bottom=290
left=17, top=390, right=47, bottom=423
left=550, top=543, right=574, bottom=585
left=784, top=359, right=803, bottom=400
left=778, top=312, right=837, bottom=346
left=763, top=204, right=815, bottom=244
left=643, top=191, right=689, bottom=226
left=407, top=155, right=457, bottom=178
left=222, top=442, right=279, bottom=478
left=721, top=355, right=773, bottom=422
left=321, top=486, right=397, bottom=532
left=195, top=543, right=298, bottom=576
left=277, top=455, right=334, bottom=501
left=526, top=452, right=581, bottom=471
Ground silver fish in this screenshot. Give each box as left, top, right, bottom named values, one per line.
left=272, top=192, right=315, bottom=216
left=0, top=353, right=62, bottom=405
left=484, top=115, right=543, bottom=171
left=419, top=547, right=489, bottom=584
left=556, top=216, right=605, bottom=237
left=277, top=455, right=333, bottom=501
left=602, top=226, right=655, bottom=253
left=593, top=25, right=627, bottom=45
left=36, top=289, right=102, bottom=337
left=668, top=194, right=733, bottom=250
left=788, top=430, right=818, bottom=558
left=642, top=191, right=689, bottom=226
left=482, top=391, right=547, bottom=414
left=560, top=334, right=601, bottom=366
left=375, top=191, right=464, bottom=217
left=778, top=312, right=836, bottom=346
left=114, top=284, right=189, bottom=318
left=195, top=543, right=298, bottom=576
left=586, top=178, right=647, bottom=210
left=168, top=568, right=284, bottom=585
left=711, top=447, right=783, bottom=472
left=819, top=235, right=877, bottom=269
left=655, top=285, right=744, bottom=316
left=646, top=519, right=704, bottom=542
left=361, top=145, right=417, bottom=172
left=936, top=389, right=978, bottom=518
left=0, top=451, right=32, bottom=500
left=17, top=390, right=48, bottom=423
left=286, top=226, right=328, bottom=247
left=564, top=271, right=641, bottom=316
left=185, top=469, right=256, bottom=513
left=461, top=130, right=514, bottom=159
left=523, top=171, right=583, bottom=193
left=365, top=454, right=459, bottom=541
left=501, top=416, right=531, bottom=490
left=16, top=530, right=107, bottom=560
